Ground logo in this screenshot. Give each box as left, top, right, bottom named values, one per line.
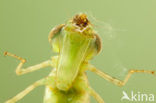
left=121, top=91, right=154, bottom=102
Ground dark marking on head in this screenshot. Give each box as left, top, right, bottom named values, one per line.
left=4, top=51, right=8, bottom=56
left=95, top=34, right=102, bottom=54
left=151, top=71, right=155, bottom=74
left=72, top=14, right=89, bottom=28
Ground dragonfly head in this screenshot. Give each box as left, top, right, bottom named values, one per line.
left=49, top=14, right=102, bottom=91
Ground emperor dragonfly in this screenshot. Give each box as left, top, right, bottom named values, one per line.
left=4, top=13, right=156, bottom=103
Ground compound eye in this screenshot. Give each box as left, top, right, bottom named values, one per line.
left=85, top=34, right=102, bottom=60
left=48, top=24, right=65, bottom=43
left=95, top=34, right=102, bottom=54
left=48, top=24, right=65, bottom=53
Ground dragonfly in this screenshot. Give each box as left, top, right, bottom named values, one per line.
left=4, top=13, right=156, bottom=103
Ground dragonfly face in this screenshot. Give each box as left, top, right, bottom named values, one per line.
left=51, top=13, right=102, bottom=91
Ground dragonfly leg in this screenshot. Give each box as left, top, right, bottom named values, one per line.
left=5, top=77, right=50, bottom=103
left=86, top=86, right=105, bottom=103
left=4, top=51, right=52, bottom=75
left=88, top=64, right=156, bottom=86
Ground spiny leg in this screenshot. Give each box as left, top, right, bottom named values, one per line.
left=88, top=64, right=156, bottom=86
left=5, top=77, right=49, bottom=103
left=4, top=51, right=52, bottom=75
left=86, top=86, right=105, bottom=103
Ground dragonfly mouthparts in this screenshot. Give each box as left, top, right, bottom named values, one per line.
left=72, top=13, right=89, bottom=28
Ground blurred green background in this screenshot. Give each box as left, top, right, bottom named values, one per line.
left=0, top=0, right=156, bottom=103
